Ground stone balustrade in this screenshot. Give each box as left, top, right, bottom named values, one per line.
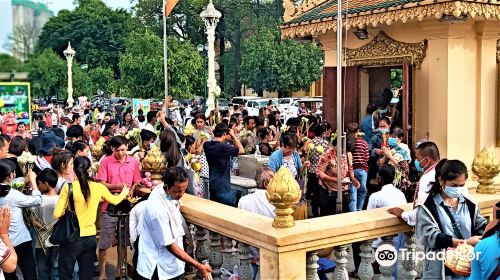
left=181, top=187, right=499, bottom=279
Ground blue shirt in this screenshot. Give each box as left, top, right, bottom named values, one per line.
left=0, top=189, right=42, bottom=246
left=432, top=195, right=471, bottom=239
left=470, top=234, right=500, bottom=280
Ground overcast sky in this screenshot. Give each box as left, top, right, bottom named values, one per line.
left=0, top=0, right=132, bottom=54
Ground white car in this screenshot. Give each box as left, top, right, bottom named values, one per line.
left=246, top=98, right=278, bottom=116
left=288, top=98, right=323, bottom=119
left=277, top=98, right=300, bottom=121
left=231, top=96, right=260, bottom=109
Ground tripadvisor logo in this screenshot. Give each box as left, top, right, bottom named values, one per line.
left=375, top=244, right=482, bottom=266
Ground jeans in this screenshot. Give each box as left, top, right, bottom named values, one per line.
left=210, top=190, right=237, bottom=207
left=36, top=247, right=59, bottom=280
left=348, top=184, right=358, bottom=212
left=4, top=241, right=37, bottom=280
left=58, top=236, right=97, bottom=280
left=354, top=169, right=368, bottom=211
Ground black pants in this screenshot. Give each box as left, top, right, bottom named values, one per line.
left=4, top=241, right=37, bottom=280
left=318, top=187, right=350, bottom=217
left=58, top=235, right=97, bottom=280
left=133, top=267, right=184, bottom=280
left=306, top=172, right=321, bottom=217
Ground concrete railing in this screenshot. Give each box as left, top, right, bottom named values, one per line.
left=180, top=186, right=499, bottom=279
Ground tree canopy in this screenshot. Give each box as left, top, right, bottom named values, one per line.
left=119, top=31, right=204, bottom=99
left=36, top=0, right=133, bottom=74
left=0, top=54, right=26, bottom=72
left=26, top=49, right=87, bottom=99
left=240, top=28, right=323, bottom=96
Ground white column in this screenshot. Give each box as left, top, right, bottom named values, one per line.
left=63, top=42, right=75, bottom=108
left=200, top=0, right=221, bottom=113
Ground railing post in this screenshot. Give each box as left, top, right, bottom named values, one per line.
left=195, top=226, right=210, bottom=262
left=209, top=231, right=223, bottom=280
left=379, top=236, right=396, bottom=280
left=399, top=233, right=417, bottom=280
left=237, top=242, right=253, bottom=280
left=358, top=241, right=374, bottom=280
left=332, top=245, right=349, bottom=280
left=306, top=251, right=320, bottom=280
left=222, top=235, right=237, bottom=273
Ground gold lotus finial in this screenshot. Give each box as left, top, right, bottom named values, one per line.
left=472, top=147, right=500, bottom=194
left=141, top=146, right=167, bottom=181
left=266, top=166, right=301, bottom=228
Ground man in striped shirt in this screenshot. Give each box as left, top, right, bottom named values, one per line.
left=347, top=123, right=370, bottom=211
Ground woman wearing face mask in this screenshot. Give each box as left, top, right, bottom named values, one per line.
left=416, top=159, right=487, bottom=280
left=377, top=127, right=412, bottom=200
left=372, top=117, right=391, bottom=155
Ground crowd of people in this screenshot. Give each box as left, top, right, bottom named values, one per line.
left=0, top=94, right=496, bottom=280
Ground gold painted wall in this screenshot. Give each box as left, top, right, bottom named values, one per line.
left=315, top=19, right=500, bottom=170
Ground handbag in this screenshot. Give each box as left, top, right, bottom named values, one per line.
left=49, top=183, right=80, bottom=245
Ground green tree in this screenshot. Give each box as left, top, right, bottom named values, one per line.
left=36, top=0, right=133, bottom=74
left=0, top=54, right=26, bottom=72
left=131, top=0, right=206, bottom=46
left=27, top=49, right=89, bottom=100
left=119, top=31, right=204, bottom=99
left=240, top=29, right=323, bottom=96
left=87, top=67, right=117, bottom=96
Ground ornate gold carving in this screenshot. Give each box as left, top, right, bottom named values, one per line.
left=497, top=39, right=500, bottom=63
left=345, top=31, right=427, bottom=69
left=141, top=146, right=167, bottom=181
left=283, top=0, right=297, bottom=23
left=281, top=2, right=500, bottom=39
left=472, top=147, right=500, bottom=194
left=266, top=166, right=301, bottom=228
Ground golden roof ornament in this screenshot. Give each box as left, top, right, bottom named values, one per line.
left=266, top=166, right=302, bottom=228
left=141, top=145, right=167, bottom=181
left=472, top=147, right=500, bottom=194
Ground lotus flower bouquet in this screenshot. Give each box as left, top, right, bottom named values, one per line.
left=125, top=128, right=142, bottom=151
left=18, top=151, right=35, bottom=177
left=139, top=172, right=159, bottom=190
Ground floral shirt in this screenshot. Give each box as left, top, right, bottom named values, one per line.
left=309, top=137, right=330, bottom=174
left=316, top=148, right=350, bottom=192
left=283, top=156, right=298, bottom=178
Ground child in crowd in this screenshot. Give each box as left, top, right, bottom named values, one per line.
left=34, top=168, right=59, bottom=280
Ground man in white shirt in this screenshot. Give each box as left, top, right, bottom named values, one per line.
left=237, top=167, right=275, bottom=279
left=137, top=167, right=212, bottom=280
left=387, top=141, right=441, bottom=226
left=367, top=164, right=407, bottom=250
left=238, top=167, right=275, bottom=218
left=144, top=111, right=158, bottom=133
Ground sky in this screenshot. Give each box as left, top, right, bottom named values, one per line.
left=0, top=0, right=132, bottom=54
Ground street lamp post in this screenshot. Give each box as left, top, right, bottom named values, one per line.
left=63, top=42, right=76, bottom=108
left=200, top=0, right=221, bottom=113
left=197, top=44, right=209, bottom=101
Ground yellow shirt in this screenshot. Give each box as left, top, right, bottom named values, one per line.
left=54, top=180, right=128, bottom=237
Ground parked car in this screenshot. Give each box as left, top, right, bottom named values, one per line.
left=246, top=98, right=279, bottom=116
left=231, top=96, right=260, bottom=108
left=217, top=98, right=229, bottom=111
left=288, top=98, right=323, bottom=120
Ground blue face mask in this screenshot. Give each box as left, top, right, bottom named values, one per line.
left=414, top=159, right=425, bottom=172
left=165, top=193, right=173, bottom=201
left=379, top=108, right=388, bottom=114
left=388, top=137, right=398, bottom=147
left=444, top=186, right=463, bottom=198
left=379, top=128, right=389, bottom=134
